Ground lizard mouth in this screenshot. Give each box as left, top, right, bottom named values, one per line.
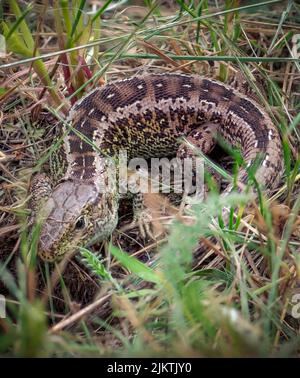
left=38, top=237, right=69, bottom=262
left=38, top=248, right=73, bottom=263
left=38, top=239, right=79, bottom=263
left=38, top=249, right=58, bottom=262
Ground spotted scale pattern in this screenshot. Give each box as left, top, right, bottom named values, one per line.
left=66, top=73, right=283, bottom=189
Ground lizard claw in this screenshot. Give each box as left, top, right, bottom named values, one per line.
left=130, top=209, right=156, bottom=240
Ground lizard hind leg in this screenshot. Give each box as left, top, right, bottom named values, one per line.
left=176, top=122, right=221, bottom=201
left=177, top=122, right=218, bottom=160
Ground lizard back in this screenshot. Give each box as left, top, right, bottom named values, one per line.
left=65, top=73, right=283, bottom=189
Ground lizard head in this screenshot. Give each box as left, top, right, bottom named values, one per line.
left=37, top=179, right=119, bottom=262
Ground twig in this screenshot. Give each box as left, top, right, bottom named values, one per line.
left=50, top=293, right=112, bottom=333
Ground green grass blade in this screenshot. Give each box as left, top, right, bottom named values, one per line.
left=110, top=245, right=163, bottom=285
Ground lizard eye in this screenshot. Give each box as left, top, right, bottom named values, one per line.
left=75, top=216, right=86, bottom=230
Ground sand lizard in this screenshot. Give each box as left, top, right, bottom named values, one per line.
left=29, top=73, right=284, bottom=262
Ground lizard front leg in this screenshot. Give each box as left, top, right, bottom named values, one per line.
left=28, top=173, right=53, bottom=226
left=123, top=172, right=156, bottom=240
left=131, top=191, right=157, bottom=240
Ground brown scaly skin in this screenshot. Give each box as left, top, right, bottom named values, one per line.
left=31, top=73, right=284, bottom=262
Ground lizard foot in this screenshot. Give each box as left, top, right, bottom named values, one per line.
left=130, top=209, right=156, bottom=240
